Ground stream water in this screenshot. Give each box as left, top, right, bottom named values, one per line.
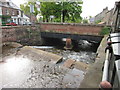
left=32, top=40, right=99, bottom=64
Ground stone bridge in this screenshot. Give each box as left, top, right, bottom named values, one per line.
left=1, top=23, right=107, bottom=45
left=39, top=23, right=105, bottom=43
left=40, top=23, right=105, bottom=36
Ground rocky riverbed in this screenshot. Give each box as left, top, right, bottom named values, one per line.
left=43, top=48, right=96, bottom=64
left=1, top=42, right=97, bottom=88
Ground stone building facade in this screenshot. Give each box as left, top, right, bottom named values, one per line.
left=93, top=7, right=114, bottom=25
left=94, top=7, right=109, bottom=24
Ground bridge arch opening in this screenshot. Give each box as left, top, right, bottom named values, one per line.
left=40, top=37, right=100, bottom=52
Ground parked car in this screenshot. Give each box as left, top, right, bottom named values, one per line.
left=6, top=22, right=17, bottom=26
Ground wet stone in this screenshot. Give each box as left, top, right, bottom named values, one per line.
left=63, top=59, right=76, bottom=68
left=62, top=68, right=84, bottom=88
left=44, top=48, right=96, bottom=64
left=73, top=61, right=89, bottom=71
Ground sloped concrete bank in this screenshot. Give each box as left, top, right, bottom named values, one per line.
left=80, top=36, right=108, bottom=88
left=1, top=42, right=88, bottom=88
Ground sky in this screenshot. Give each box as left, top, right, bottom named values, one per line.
left=10, top=0, right=117, bottom=18
left=81, top=0, right=117, bottom=18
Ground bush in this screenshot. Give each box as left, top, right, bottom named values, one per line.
left=95, top=20, right=101, bottom=24
left=100, top=26, right=111, bottom=35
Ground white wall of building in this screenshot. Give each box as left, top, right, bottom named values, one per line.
left=0, top=7, right=2, bottom=15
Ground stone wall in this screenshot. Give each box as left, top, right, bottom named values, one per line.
left=1, top=23, right=106, bottom=45
left=2, top=26, right=41, bottom=45
left=39, top=23, right=105, bottom=36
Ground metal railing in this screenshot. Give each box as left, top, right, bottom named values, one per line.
left=102, top=49, right=110, bottom=82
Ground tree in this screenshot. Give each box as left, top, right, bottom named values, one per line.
left=20, top=2, right=40, bottom=16
left=55, top=1, right=83, bottom=22
left=40, top=2, right=58, bottom=22
left=82, top=19, right=88, bottom=24
left=40, top=1, right=83, bottom=23
left=20, top=0, right=83, bottom=23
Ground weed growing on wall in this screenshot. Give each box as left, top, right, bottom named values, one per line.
left=100, top=26, right=111, bottom=35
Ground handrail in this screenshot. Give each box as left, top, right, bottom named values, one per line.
left=102, top=49, right=110, bottom=81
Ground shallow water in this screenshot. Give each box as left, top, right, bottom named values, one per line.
left=46, top=49, right=96, bottom=64
left=31, top=40, right=98, bottom=64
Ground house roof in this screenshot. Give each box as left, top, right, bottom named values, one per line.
left=0, top=0, right=20, bottom=10
left=0, top=0, right=6, bottom=2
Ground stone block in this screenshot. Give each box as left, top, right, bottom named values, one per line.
left=63, top=59, right=76, bottom=68
left=20, top=46, right=63, bottom=64
left=74, top=61, right=89, bottom=71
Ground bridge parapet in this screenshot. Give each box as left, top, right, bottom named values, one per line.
left=39, top=23, right=109, bottom=36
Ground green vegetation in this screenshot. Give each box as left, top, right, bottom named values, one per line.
left=95, top=20, right=101, bottom=24
left=0, top=15, right=11, bottom=26
left=20, top=1, right=83, bottom=23
left=82, top=19, right=88, bottom=24
left=20, top=2, right=40, bottom=16
left=100, top=26, right=111, bottom=35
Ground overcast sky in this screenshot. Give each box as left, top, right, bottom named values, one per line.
left=10, top=0, right=117, bottom=18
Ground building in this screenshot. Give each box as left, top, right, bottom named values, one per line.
left=93, top=7, right=114, bottom=25
left=103, top=8, right=114, bottom=25
left=94, top=7, right=109, bottom=24
left=89, top=17, right=94, bottom=24
left=26, top=14, right=37, bottom=23
left=0, top=0, right=30, bottom=25
left=0, top=0, right=6, bottom=2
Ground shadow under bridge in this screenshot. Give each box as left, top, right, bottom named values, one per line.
left=40, top=32, right=103, bottom=43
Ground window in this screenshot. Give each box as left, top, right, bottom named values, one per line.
left=6, top=10, right=9, bottom=15
left=12, top=10, right=15, bottom=15
left=21, top=11, right=23, bottom=17
left=17, top=11, right=19, bottom=15
left=14, top=19, right=16, bottom=23
left=7, top=2, right=10, bottom=6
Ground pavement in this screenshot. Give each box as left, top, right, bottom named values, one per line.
left=79, top=36, right=107, bottom=88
